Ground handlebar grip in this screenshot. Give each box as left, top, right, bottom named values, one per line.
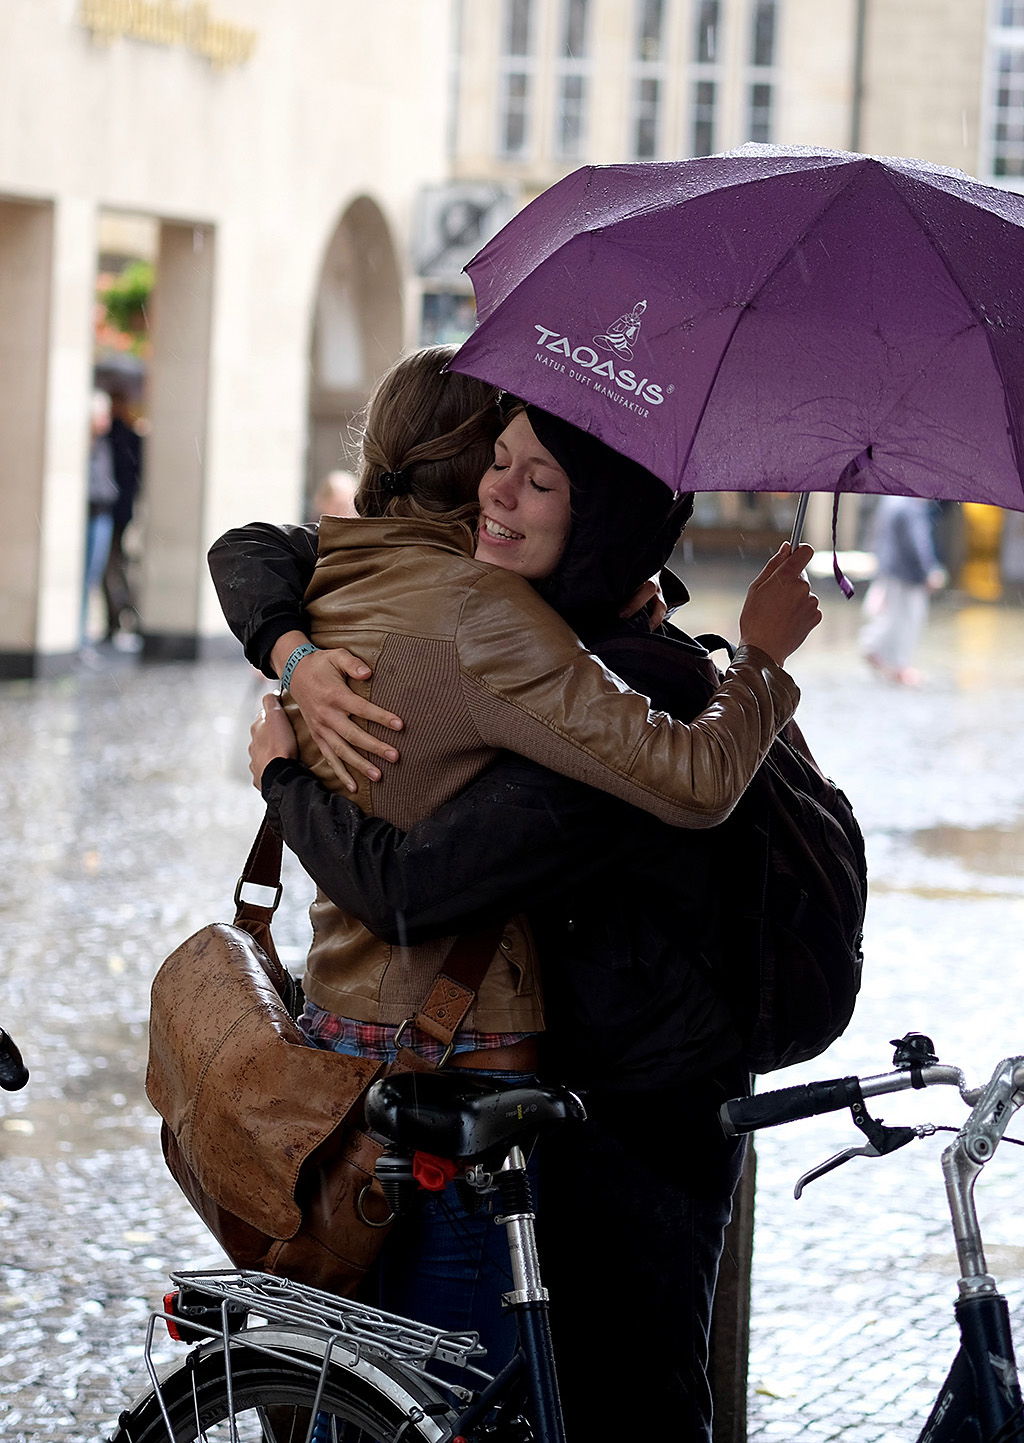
left=0, top=1029, right=29, bottom=1092
left=720, top=1075, right=862, bottom=1137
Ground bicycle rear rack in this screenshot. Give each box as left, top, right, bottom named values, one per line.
left=160, top=1268, right=492, bottom=1393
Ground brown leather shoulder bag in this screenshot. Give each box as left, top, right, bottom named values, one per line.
left=146, top=814, right=499, bottom=1296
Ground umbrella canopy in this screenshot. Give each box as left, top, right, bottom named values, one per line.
left=450, top=145, right=1024, bottom=512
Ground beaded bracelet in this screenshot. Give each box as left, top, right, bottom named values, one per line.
left=280, top=642, right=318, bottom=691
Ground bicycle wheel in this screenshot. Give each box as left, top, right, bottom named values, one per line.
left=110, top=1330, right=456, bottom=1443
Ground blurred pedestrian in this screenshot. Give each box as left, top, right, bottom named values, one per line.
left=102, top=391, right=144, bottom=644
left=860, top=495, right=947, bottom=685
left=309, top=468, right=358, bottom=520
left=81, top=391, right=118, bottom=648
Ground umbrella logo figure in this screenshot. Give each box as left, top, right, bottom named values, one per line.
left=594, top=300, right=647, bottom=360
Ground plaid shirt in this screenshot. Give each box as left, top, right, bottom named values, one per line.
left=299, top=999, right=532, bottom=1067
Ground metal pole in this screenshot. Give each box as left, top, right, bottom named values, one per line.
left=789, top=493, right=810, bottom=549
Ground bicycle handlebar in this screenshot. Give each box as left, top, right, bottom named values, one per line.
left=720, top=1062, right=975, bottom=1138
left=720, top=1076, right=863, bottom=1136
left=0, top=1029, right=29, bottom=1092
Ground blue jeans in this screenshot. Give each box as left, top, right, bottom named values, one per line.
left=82, top=509, right=114, bottom=643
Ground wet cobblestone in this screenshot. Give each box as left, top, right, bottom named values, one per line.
left=1, top=576, right=1023, bottom=1439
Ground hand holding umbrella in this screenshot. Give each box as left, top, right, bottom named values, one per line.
left=738, top=542, right=821, bottom=666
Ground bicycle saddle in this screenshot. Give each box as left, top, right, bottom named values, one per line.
left=364, top=1072, right=586, bottom=1161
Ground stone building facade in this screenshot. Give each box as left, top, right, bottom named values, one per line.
left=0, top=0, right=451, bottom=675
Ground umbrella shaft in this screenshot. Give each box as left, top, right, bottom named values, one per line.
left=790, top=493, right=810, bottom=549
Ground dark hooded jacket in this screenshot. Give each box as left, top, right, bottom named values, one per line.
left=526, top=405, right=695, bottom=639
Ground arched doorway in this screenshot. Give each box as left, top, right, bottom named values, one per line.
left=306, top=197, right=403, bottom=513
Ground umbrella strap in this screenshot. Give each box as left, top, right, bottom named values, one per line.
left=832, top=492, right=855, bottom=599
left=830, top=447, right=873, bottom=600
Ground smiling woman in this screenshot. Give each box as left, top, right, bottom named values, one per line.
left=474, top=408, right=573, bottom=578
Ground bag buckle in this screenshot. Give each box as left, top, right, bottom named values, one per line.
left=233, top=877, right=284, bottom=913
left=394, top=1017, right=455, bottom=1069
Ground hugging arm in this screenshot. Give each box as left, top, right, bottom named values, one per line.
left=209, top=521, right=403, bottom=787
left=257, top=624, right=699, bottom=945
left=261, top=753, right=647, bottom=945
left=208, top=521, right=318, bottom=674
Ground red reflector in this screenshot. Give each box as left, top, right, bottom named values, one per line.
left=163, top=1292, right=184, bottom=1342
left=412, top=1151, right=459, bottom=1192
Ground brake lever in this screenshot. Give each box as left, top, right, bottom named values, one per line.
left=795, top=1142, right=881, bottom=1198
left=794, top=1120, right=936, bottom=1199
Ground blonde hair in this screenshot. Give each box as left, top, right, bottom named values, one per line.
left=355, top=346, right=500, bottom=527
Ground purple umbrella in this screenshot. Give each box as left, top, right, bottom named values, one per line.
left=450, top=145, right=1024, bottom=525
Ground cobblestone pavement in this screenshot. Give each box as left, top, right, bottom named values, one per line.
left=1, top=571, right=1023, bottom=1439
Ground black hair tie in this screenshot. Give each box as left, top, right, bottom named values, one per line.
left=380, top=469, right=411, bottom=496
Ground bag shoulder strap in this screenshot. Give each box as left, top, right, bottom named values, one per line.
left=407, top=922, right=508, bottom=1060
left=231, top=812, right=297, bottom=1009
left=230, top=812, right=505, bottom=1054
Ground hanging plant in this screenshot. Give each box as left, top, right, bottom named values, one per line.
left=98, top=261, right=155, bottom=353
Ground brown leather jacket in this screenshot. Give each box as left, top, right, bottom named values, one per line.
left=287, top=516, right=800, bottom=1031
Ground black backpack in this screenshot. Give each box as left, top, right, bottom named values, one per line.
left=598, top=626, right=867, bottom=1074
left=698, top=634, right=867, bottom=1072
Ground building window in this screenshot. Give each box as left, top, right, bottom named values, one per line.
left=557, top=73, right=588, bottom=157
left=499, top=0, right=534, bottom=158
left=505, top=0, right=533, bottom=56
left=696, top=0, right=719, bottom=63
left=689, top=1, right=721, bottom=155
left=987, top=7, right=1024, bottom=179
left=748, top=81, right=773, bottom=142
left=637, top=0, right=665, bottom=60
left=992, top=49, right=1024, bottom=175
left=693, top=78, right=716, bottom=154
left=555, top=0, right=590, bottom=159
left=563, top=0, right=588, bottom=56
left=744, top=0, right=777, bottom=144
left=634, top=76, right=662, bottom=158
left=751, top=0, right=776, bottom=66
left=631, top=0, right=665, bottom=158
left=500, top=71, right=531, bottom=156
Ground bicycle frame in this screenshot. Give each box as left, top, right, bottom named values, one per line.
left=723, top=1044, right=1024, bottom=1443
left=919, top=1056, right=1024, bottom=1443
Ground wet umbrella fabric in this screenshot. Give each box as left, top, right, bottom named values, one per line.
left=450, top=145, right=1024, bottom=513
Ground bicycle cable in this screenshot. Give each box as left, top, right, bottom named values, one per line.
left=930, top=1126, right=1024, bottom=1149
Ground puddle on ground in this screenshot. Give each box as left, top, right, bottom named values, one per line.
left=909, top=821, right=1024, bottom=879
left=916, top=1245, right=1024, bottom=1279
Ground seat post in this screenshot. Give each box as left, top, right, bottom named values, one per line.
left=496, top=1146, right=566, bottom=1443
left=497, top=1147, right=546, bottom=1306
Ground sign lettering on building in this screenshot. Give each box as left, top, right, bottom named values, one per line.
left=78, top=1, right=257, bottom=70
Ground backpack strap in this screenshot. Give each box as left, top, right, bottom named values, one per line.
left=694, top=632, right=736, bottom=662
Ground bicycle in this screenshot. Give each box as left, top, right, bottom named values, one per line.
left=109, top=1033, right=1024, bottom=1443
left=721, top=1031, right=1024, bottom=1443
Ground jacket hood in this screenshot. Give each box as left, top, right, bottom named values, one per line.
left=527, top=406, right=694, bottom=636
